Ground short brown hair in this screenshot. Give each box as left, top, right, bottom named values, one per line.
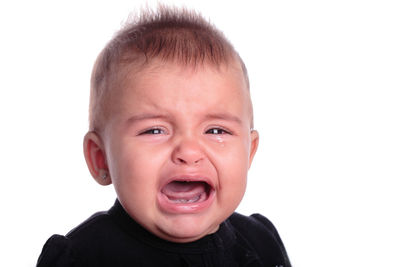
left=89, top=5, right=250, bottom=132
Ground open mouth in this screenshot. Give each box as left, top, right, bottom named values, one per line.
left=161, top=181, right=211, bottom=204
left=158, top=179, right=215, bottom=213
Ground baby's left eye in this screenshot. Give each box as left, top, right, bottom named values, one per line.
left=205, top=128, right=230, bottom=135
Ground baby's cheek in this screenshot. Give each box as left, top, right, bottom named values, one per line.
left=219, top=166, right=247, bottom=197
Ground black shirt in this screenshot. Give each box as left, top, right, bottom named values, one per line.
left=37, top=200, right=291, bottom=267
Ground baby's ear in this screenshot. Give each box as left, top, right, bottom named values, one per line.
left=248, top=129, right=259, bottom=168
left=83, top=131, right=111, bottom=186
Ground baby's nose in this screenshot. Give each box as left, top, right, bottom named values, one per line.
left=171, top=137, right=205, bottom=166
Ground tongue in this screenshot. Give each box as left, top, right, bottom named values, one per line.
left=162, top=181, right=206, bottom=201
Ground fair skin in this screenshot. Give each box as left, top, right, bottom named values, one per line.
left=84, top=60, right=259, bottom=243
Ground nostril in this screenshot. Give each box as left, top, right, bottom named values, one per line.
left=175, top=157, right=201, bottom=165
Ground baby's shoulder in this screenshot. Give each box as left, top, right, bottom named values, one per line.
left=229, top=212, right=280, bottom=234
left=228, top=212, right=283, bottom=248
left=228, top=212, right=291, bottom=266
left=37, top=210, right=115, bottom=267
left=66, top=210, right=113, bottom=239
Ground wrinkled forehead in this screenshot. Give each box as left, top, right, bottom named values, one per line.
left=106, top=58, right=254, bottom=126
left=97, top=56, right=254, bottom=136
left=112, top=58, right=248, bottom=104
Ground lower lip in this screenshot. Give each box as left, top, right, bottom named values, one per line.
left=157, top=189, right=215, bottom=214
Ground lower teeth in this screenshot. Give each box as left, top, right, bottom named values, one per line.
left=171, top=194, right=201, bottom=203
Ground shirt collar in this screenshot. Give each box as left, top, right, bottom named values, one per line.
left=108, top=199, right=237, bottom=254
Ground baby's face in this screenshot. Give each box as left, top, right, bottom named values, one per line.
left=101, top=61, right=258, bottom=242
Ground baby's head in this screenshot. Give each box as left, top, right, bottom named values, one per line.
left=83, top=6, right=259, bottom=243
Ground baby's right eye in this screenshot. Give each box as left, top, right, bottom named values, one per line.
left=139, top=128, right=166, bottom=135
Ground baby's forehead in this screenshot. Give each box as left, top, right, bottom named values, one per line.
left=100, top=59, right=254, bottom=131
left=110, top=60, right=250, bottom=118
left=112, top=60, right=247, bottom=106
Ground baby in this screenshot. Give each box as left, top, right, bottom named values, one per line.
left=37, top=6, right=291, bottom=267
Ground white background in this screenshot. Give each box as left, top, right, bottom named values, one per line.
left=1, top=0, right=399, bottom=266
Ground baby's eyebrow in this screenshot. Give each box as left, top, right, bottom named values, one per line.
left=204, top=113, right=242, bottom=124
left=126, top=113, right=171, bottom=124
left=126, top=113, right=242, bottom=125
